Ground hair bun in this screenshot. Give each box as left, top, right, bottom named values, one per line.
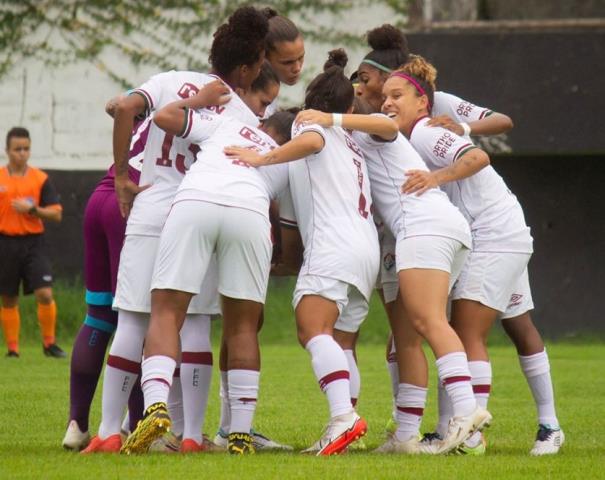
left=367, top=24, right=407, bottom=52
left=324, top=48, right=348, bottom=71
left=261, top=7, right=279, bottom=19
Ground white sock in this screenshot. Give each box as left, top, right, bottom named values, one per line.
left=180, top=314, right=213, bottom=443
left=519, top=349, right=559, bottom=428
left=343, top=349, right=360, bottom=407
left=436, top=352, right=476, bottom=417
left=395, top=383, right=427, bottom=442
left=228, top=369, right=260, bottom=434
left=469, top=360, right=492, bottom=409
left=121, top=412, right=130, bottom=434
left=306, top=334, right=353, bottom=418
left=98, top=310, right=147, bottom=439
left=218, top=370, right=230, bottom=434
left=436, top=381, right=453, bottom=438
left=141, top=355, right=176, bottom=410
left=167, top=372, right=183, bottom=437
left=386, top=340, right=399, bottom=419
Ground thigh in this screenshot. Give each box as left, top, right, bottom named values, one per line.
left=0, top=235, right=23, bottom=296
left=152, top=200, right=218, bottom=296
left=83, top=191, right=112, bottom=296
left=216, top=207, right=272, bottom=304
left=100, top=192, right=127, bottom=295
left=398, top=268, right=450, bottom=322
left=22, top=235, right=52, bottom=295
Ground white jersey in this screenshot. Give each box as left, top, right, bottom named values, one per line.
left=285, top=122, right=380, bottom=301
left=433, top=91, right=492, bottom=123
left=409, top=117, right=533, bottom=253
left=126, top=70, right=259, bottom=236
left=353, top=125, right=471, bottom=248
left=174, top=111, right=288, bottom=217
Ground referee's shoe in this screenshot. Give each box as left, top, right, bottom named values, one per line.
left=44, top=343, right=67, bottom=358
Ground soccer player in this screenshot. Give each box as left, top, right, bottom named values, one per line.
left=82, top=6, right=269, bottom=454
left=0, top=127, right=65, bottom=358
left=225, top=50, right=380, bottom=456
left=385, top=54, right=562, bottom=455
left=62, top=118, right=147, bottom=451
left=122, top=80, right=290, bottom=456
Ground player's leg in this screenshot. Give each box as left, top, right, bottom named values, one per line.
left=500, top=271, right=563, bottom=455
left=65, top=193, right=118, bottom=450
left=333, top=329, right=360, bottom=408
left=376, top=294, right=428, bottom=454
left=296, top=280, right=367, bottom=456
left=0, top=234, right=23, bottom=356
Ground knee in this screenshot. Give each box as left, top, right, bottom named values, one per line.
left=35, top=289, right=54, bottom=305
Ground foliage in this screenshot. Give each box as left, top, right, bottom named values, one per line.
left=0, top=0, right=408, bottom=88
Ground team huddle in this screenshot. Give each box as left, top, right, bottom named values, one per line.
left=61, top=6, right=564, bottom=457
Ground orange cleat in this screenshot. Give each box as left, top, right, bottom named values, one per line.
left=81, top=434, right=122, bottom=454
left=180, top=438, right=207, bottom=453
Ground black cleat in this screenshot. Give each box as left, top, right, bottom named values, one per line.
left=228, top=432, right=255, bottom=455
left=6, top=350, right=19, bottom=358
left=43, top=343, right=67, bottom=358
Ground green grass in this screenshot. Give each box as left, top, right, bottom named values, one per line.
left=1, top=342, right=603, bottom=479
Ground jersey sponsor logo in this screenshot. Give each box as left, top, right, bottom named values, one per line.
left=456, top=101, right=477, bottom=118
left=206, top=105, right=226, bottom=115
left=383, top=252, right=395, bottom=271
left=433, top=131, right=456, bottom=159
left=178, top=83, right=199, bottom=99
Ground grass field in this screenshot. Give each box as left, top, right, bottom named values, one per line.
left=1, top=281, right=604, bottom=479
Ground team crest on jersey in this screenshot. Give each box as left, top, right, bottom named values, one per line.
left=178, top=83, right=199, bottom=99
left=383, top=253, right=395, bottom=271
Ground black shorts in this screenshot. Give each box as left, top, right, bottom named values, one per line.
left=0, top=234, right=53, bottom=296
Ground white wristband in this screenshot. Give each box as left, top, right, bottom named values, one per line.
left=460, top=122, right=472, bottom=137
left=332, top=113, right=343, bottom=127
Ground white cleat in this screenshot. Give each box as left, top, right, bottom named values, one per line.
left=148, top=431, right=182, bottom=453
left=62, top=420, right=91, bottom=451
left=429, top=406, right=492, bottom=455
left=374, top=435, right=421, bottom=454
left=530, top=425, right=565, bottom=456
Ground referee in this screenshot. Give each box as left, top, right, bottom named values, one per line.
left=0, top=127, right=65, bottom=358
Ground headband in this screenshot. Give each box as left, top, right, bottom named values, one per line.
left=390, top=71, right=432, bottom=107
left=361, top=59, right=393, bottom=74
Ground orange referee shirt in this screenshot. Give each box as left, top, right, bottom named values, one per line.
left=0, top=166, right=62, bottom=236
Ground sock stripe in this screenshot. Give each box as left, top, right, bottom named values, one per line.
left=443, top=375, right=471, bottom=385
left=107, top=355, right=141, bottom=374
left=387, top=353, right=397, bottom=363
left=396, top=406, right=424, bottom=416
left=318, top=370, right=349, bottom=390
left=85, top=290, right=113, bottom=306
left=237, top=397, right=257, bottom=404
left=472, top=384, right=491, bottom=394
left=83, top=314, right=117, bottom=334
left=181, top=351, right=213, bottom=365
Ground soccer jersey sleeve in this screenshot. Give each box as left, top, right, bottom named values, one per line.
left=131, top=70, right=176, bottom=117
left=413, top=123, right=475, bottom=168
left=291, top=121, right=326, bottom=151
left=433, top=91, right=492, bottom=123
left=179, top=109, right=222, bottom=143
left=39, top=177, right=62, bottom=209
left=278, top=185, right=297, bottom=229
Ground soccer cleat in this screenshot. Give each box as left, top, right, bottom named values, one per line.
left=530, top=425, right=565, bottom=456
left=148, top=431, right=181, bottom=453
left=180, top=438, right=206, bottom=453
left=304, top=411, right=368, bottom=456
left=120, top=402, right=171, bottom=455
left=6, top=350, right=19, bottom=358
left=43, top=343, right=67, bottom=358
left=202, top=433, right=223, bottom=452
left=81, top=434, right=122, bottom=454
left=62, top=419, right=91, bottom=451
left=212, top=428, right=229, bottom=450
left=250, top=429, right=294, bottom=451
left=228, top=432, right=255, bottom=455
left=455, top=432, right=487, bottom=456
left=374, top=434, right=421, bottom=454
left=428, top=406, right=491, bottom=455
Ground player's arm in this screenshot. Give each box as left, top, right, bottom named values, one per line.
left=295, top=109, right=398, bottom=141
left=224, top=131, right=324, bottom=167
left=428, top=111, right=513, bottom=137
left=153, top=80, right=231, bottom=136
left=112, top=93, right=148, bottom=218
left=11, top=177, right=62, bottom=222
left=403, top=147, right=490, bottom=195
